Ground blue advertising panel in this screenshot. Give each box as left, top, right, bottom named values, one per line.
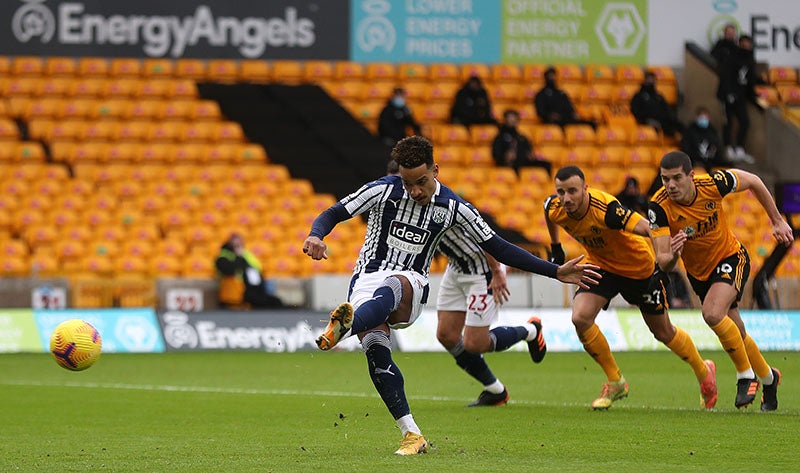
left=350, top=0, right=500, bottom=63
left=34, top=309, right=165, bottom=353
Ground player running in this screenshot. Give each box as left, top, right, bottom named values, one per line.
left=649, top=151, right=792, bottom=410
left=303, top=136, right=600, bottom=455
left=545, top=166, right=717, bottom=410
left=435, top=227, right=547, bottom=407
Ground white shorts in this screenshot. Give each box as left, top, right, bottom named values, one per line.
left=436, top=266, right=498, bottom=328
left=349, top=270, right=429, bottom=330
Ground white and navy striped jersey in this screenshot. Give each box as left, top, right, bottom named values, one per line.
left=339, top=175, right=495, bottom=278
left=438, top=227, right=491, bottom=275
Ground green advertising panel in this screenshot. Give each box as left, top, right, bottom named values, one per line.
left=501, top=0, right=648, bottom=65
left=0, top=309, right=42, bottom=353
left=617, top=309, right=722, bottom=351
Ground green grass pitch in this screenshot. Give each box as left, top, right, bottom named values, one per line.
left=1, top=350, right=798, bottom=472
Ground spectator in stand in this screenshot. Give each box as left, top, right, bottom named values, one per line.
left=378, top=87, right=421, bottom=149
left=491, top=109, right=552, bottom=176
left=450, top=75, right=496, bottom=127
left=534, top=67, right=596, bottom=130
left=215, top=233, right=283, bottom=309
left=712, top=25, right=760, bottom=164
left=630, top=72, right=682, bottom=137
left=615, top=176, right=649, bottom=216
left=681, top=106, right=728, bottom=172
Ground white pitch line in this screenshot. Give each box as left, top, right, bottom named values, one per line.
left=2, top=379, right=796, bottom=416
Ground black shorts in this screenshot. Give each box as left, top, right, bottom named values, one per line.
left=575, top=267, right=667, bottom=315
left=687, top=247, right=750, bottom=307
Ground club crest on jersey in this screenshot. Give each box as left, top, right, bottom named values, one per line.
left=388, top=220, right=431, bottom=254
left=705, top=201, right=715, bottom=210
left=432, top=206, right=448, bottom=224
left=683, top=226, right=696, bottom=237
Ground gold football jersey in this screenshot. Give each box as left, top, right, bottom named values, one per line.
left=546, top=187, right=654, bottom=279
left=649, top=170, right=741, bottom=280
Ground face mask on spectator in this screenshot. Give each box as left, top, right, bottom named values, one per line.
left=697, top=117, right=709, bottom=128
left=392, top=97, right=406, bottom=108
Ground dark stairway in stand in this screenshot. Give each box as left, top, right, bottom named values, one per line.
left=197, top=83, right=389, bottom=199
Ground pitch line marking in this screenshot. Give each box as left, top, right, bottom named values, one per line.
left=2, top=379, right=796, bottom=415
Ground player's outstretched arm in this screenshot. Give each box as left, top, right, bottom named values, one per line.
left=479, top=235, right=601, bottom=288
left=735, top=170, right=795, bottom=246
left=303, top=203, right=351, bottom=261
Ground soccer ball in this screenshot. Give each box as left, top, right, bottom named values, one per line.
left=49, top=319, right=102, bottom=371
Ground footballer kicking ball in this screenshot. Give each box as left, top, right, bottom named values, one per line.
left=50, top=319, right=102, bottom=371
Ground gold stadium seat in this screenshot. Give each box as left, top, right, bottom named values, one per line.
left=123, top=99, right=162, bottom=119
left=114, top=255, right=150, bottom=277
left=212, top=122, right=245, bottom=143
left=134, top=79, right=170, bottom=99
left=560, top=146, right=595, bottom=167
left=397, top=63, right=428, bottom=81
left=207, top=59, right=239, bottom=82
left=334, top=61, right=365, bottom=80
left=142, top=58, right=174, bottom=78
left=189, top=100, right=222, bottom=121
left=629, top=125, right=662, bottom=146
left=21, top=99, right=60, bottom=120
left=585, top=64, right=615, bottom=83
left=425, top=80, right=460, bottom=103
left=429, top=63, right=460, bottom=82
left=470, top=124, right=499, bottom=146
left=175, top=59, right=207, bottom=81
left=79, top=121, right=115, bottom=141
left=616, top=64, right=644, bottom=84
left=626, top=165, right=657, bottom=190
left=778, top=85, right=800, bottom=105
left=581, top=83, right=614, bottom=105
left=415, top=103, right=451, bottom=124
left=166, top=80, right=198, bottom=99
left=30, top=250, right=60, bottom=277
left=462, top=147, right=493, bottom=167
left=531, top=125, right=564, bottom=146
left=12, top=56, right=44, bottom=76
left=182, top=252, right=216, bottom=278
left=647, top=65, right=677, bottom=85
left=625, top=146, right=653, bottom=166
left=768, top=66, right=798, bottom=85
left=240, top=60, right=272, bottom=83
left=434, top=145, right=466, bottom=167
left=555, top=64, right=583, bottom=84
left=146, top=121, right=184, bottom=142
left=77, top=58, right=109, bottom=77
left=323, top=80, right=364, bottom=101
left=366, top=62, right=397, bottom=81
left=489, top=83, right=524, bottom=104
left=302, top=60, right=334, bottom=83
left=67, top=78, right=106, bottom=97
left=44, top=57, right=78, bottom=77
left=491, top=64, right=522, bottom=84
left=564, top=124, right=596, bottom=146
left=594, top=146, right=627, bottom=167
left=432, top=124, right=471, bottom=146
left=595, top=125, right=628, bottom=146
left=460, top=63, right=491, bottom=82
left=272, top=60, right=303, bottom=85
left=401, top=81, right=429, bottom=102
left=522, top=63, right=548, bottom=85
left=361, top=81, right=396, bottom=102
left=35, top=77, right=69, bottom=97
left=86, top=99, right=129, bottom=119
left=754, top=86, right=781, bottom=106
left=100, top=78, right=139, bottom=97
left=109, top=58, right=142, bottom=78
left=233, top=143, right=268, bottom=163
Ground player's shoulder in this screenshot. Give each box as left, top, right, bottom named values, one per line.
left=651, top=186, right=670, bottom=206
left=587, top=188, right=613, bottom=213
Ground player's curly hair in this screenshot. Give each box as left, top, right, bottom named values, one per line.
left=659, top=151, right=692, bottom=173
left=391, top=135, right=434, bottom=169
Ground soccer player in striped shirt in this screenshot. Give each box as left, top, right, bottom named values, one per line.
left=436, top=227, right=547, bottom=407
left=303, top=136, right=600, bottom=455
left=545, top=165, right=716, bottom=410
left=650, top=151, right=793, bottom=410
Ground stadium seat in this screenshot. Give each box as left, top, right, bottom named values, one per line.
left=778, top=85, right=800, bottom=105
left=167, top=80, right=198, bottom=99
left=555, top=64, right=583, bottom=84
left=12, top=56, right=44, bottom=76
left=181, top=253, right=216, bottom=278
left=560, top=146, right=595, bottom=167
left=491, top=64, right=522, bottom=84
left=425, top=80, right=461, bottom=103
left=302, top=60, right=334, bottom=82
left=659, top=84, right=679, bottom=106
left=625, top=146, right=653, bottom=166
left=429, top=63, right=460, bottom=82
left=189, top=100, right=223, bottom=121
left=35, top=77, right=69, bottom=96
left=432, top=124, right=471, bottom=146
left=647, top=65, right=677, bottom=85
left=100, top=78, right=139, bottom=97
left=595, top=125, right=628, bottom=146
left=585, top=64, right=615, bottom=83
left=207, top=60, right=239, bottom=82
left=361, top=81, right=396, bottom=102
left=564, top=124, right=596, bottom=146
left=616, top=64, right=645, bottom=84
left=460, top=63, right=491, bottom=81
left=397, top=63, right=428, bottom=81
left=109, top=58, right=142, bottom=78
left=142, top=58, right=174, bottom=78
left=469, top=124, right=499, bottom=145
left=366, top=62, right=397, bottom=81
left=522, top=64, right=548, bottom=84
left=334, top=61, right=365, bottom=80
left=531, top=125, right=565, bottom=145
left=594, top=146, right=627, bottom=167
left=629, top=125, right=662, bottom=146
left=78, top=57, right=109, bottom=77
left=175, top=59, right=207, bottom=80
left=462, top=147, right=493, bottom=167
left=489, top=83, right=524, bottom=103
left=768, top=66, right=798, bottom=85
left=754, top=86, right=781, bottom=106
left=416, top=103, right=451, bottom=123
left=239, top=60, right=272, bottom=83
left=581, top=83, right=614, bottom=105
